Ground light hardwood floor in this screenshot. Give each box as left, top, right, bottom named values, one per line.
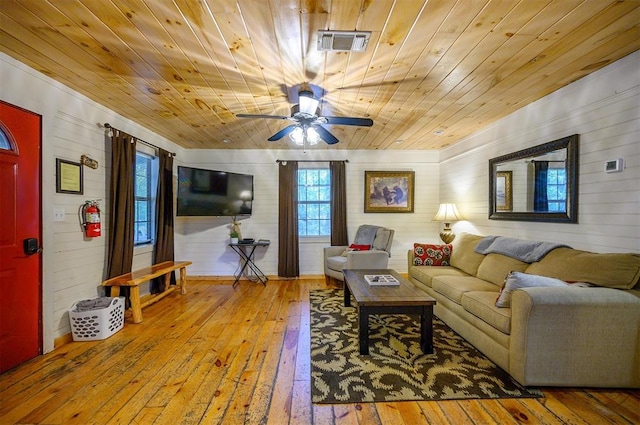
left=1, top=278, right=638, bottom=424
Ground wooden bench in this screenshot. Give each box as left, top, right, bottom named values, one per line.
left=102, top=261, right=192, bottom=324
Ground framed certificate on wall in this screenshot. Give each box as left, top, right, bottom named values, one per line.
left=56, top=158, right=83, bottom=194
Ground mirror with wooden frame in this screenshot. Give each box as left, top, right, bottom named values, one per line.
left=489, top=134, right=579, bottom=223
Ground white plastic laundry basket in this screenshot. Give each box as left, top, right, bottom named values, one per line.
left=69, top=297, right=125, bottom=341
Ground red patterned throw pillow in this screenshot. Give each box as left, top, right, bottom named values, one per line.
left=413, top=243, right=452, bottom=266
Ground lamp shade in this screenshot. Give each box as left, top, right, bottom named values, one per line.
left=298, top=89, right=319, bottom=115
left=290, top=126, right=304, bottom=145
left=432, top=203, right=462, bottom=222
left=289, top=126, right=320, bottom=146
left=306, top=126, right=320, bottom=144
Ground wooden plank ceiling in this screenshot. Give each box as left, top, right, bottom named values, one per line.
left=1, top=0, right=638, bottom=150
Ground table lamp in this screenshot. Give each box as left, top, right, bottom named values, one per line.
left=432, top=203, right=462, bottom=244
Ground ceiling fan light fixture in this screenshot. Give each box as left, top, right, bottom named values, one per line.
left=298, top=89, right=319, bottom=115
left=238, top=82, right=372, bottom=146
left=289, top=126, right=320, bottom=146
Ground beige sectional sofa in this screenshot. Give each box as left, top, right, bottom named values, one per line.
left=407, top=232, right=640, bottom=388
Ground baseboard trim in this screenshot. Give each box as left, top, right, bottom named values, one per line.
left=188, top=274, right=326, bottom=281
left=187, top=274, right=405, bottom=281
left=54, top=332, right=73, bottom=349
left=52, top=274, right=344, bottom=350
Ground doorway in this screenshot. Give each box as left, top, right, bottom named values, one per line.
left=0, top=100, right=42, bottom=373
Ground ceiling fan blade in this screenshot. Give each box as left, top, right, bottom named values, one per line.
left=323, top=116, right=373, bottom=127
left=237, top=113, right=290, bottom=120
left=313, top=124, right=339, bottom=145
left=268, top=125, right=298, bottom=141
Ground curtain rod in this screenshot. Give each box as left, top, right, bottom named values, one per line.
left=103, top=123, right=176, bottom=157
left=275, top=159, right=348, bottom=163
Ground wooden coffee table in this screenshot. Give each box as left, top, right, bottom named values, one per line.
left=343, top=269, right=436, bottom=355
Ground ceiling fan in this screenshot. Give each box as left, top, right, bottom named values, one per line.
left=236, top=85, right=373, bottom=145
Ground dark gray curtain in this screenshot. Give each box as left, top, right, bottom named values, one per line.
left=151, top=149, right=175, bottom=294
left=278, top=161, right=299, bottom=277
left=106, top=132, right=136, bottom=298
left=533, top=160, right=549, bottom=212
left=330, top=161, right=348, bottom=246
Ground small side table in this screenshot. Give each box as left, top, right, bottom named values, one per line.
left=228, top=240, right=270, bottom=287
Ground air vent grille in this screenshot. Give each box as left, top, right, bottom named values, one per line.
left=317, top=31, right=371, bottom=52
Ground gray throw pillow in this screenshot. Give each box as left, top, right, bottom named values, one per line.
left=495, top=271, right=567, bottom=308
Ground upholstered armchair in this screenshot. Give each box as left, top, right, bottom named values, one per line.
left=323, top=225, right=395, bottom=284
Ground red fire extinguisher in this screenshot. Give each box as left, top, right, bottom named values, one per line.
left=81, top=200, right=101, bottom=237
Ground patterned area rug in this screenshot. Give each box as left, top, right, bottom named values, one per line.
left=310, top=289, right=543, bottom=403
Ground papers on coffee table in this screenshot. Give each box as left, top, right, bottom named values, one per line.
left=364, top=274, right=400, bottom=286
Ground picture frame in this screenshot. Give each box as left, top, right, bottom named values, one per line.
left=364, top=171, right=415, bottom=213
left=496, top=171, right=512, bottom=211
left=56, top=158, right=83, bottom=194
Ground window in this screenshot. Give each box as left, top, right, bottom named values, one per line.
left=0, top=123, right=15, bottom=151
left=546, top=168, right=566, bottom=212
left=0, top=130, right=10, bottom=150
left=134, top=152, right=156, bottom=245
left=298, top=168, right=331, bottom=236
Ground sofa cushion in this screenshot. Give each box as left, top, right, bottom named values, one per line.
left=525, top=247, right=640, bottom=289
left=409, top=266, right=469, bottom=288
left=326, top=255, right=347, bottom=271
left=450, top=233, right=486, bottom=276
left=432, top=275, right=499, bottom=305
left=495, top=271, right=567, bottom=308
left=476, top=253, right=529, bottom=286
left=413, top=243, right=452, bottom=266
left=462, top=291, right=512, bottom=334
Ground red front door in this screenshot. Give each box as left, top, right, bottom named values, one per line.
left=0, top=101, right=42, bottom=373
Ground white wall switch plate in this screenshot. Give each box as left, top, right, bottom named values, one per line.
left=54, top=208, right=65, bottom=222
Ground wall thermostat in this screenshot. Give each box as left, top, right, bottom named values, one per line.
left=604, top=158, right=624, bottom=173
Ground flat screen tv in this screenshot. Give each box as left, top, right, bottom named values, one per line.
left=177, top=166, right=253, bottom=216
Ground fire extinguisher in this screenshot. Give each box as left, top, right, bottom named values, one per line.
left=81, top=200, right=101, bottom=237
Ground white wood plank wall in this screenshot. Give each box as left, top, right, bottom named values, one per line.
left=1, top=53, right=183, bottom=349
left=1, top=50, right=638, bottom=350
left=176, top=149, right=441, bottom=277
left=441, top=51, right=640, bottom=253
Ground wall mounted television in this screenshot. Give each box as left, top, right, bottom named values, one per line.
left=177, top=166, right=253, bottom=216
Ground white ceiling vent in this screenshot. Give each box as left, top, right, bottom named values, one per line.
left=317, top=31, right=371, bottom=52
